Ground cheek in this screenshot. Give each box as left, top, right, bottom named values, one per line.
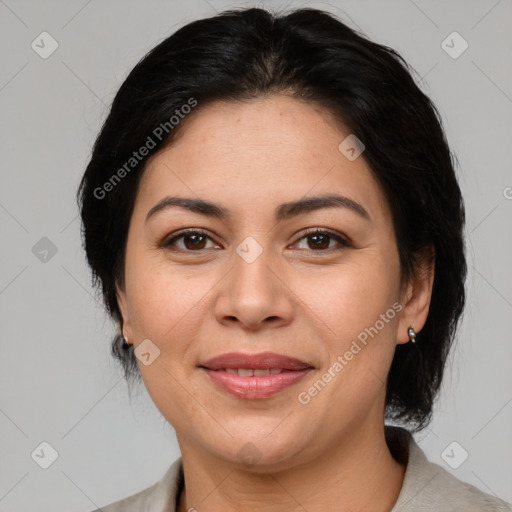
left=295, top=256, right=400, bottom=406
left=125, top=252, right=210, bottom=340
left=299, top=257, right=399, bottom=344
left=124, top=265, right=213, bottom=423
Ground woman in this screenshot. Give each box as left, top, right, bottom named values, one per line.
left=78, top=7, right=512, bottom=512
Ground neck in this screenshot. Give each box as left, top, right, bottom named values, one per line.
left=176, top=422, right=406, bottom=512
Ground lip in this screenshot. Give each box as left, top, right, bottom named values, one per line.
left=199, top=352, right=314, bottom=400
left=199, top=352, right=313, bottom=371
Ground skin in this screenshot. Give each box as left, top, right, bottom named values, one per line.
left=117, top=94, right=435, bottom=512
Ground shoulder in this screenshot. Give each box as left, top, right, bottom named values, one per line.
left=88, top=457, right=183, bottom=512
left=429, top=471, right=512, bottom=511
left=89, top=481, right=159, bottom=512
left=387, top=426, right=512, bottom=512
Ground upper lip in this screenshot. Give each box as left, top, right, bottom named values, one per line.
left=199, top=352, right=314, bottom=371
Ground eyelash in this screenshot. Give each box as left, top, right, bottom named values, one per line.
left=161, top=228, right=352, bottom=253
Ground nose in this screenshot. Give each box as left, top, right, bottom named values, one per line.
left=214, top=244, right=295, bottom=331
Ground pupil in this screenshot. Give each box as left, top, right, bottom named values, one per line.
left=309, top=234, right=329, bottom=250
left=185, top=234, right=206, bottom=250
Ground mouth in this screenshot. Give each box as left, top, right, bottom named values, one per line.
left=198, top=352, right=314, bottom=400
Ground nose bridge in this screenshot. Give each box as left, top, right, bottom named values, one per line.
left=215, top=235, right=293, bottom=329
left=234, top=237, right=274, bottom=295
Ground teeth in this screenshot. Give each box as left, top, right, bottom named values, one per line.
left=222, top=368, right=284, bottom=376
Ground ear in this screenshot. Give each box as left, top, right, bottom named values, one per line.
left=397, top=246, right=435, bottom=344
left=116, top=284, right=133, bottom=342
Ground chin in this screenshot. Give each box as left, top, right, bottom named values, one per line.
left=212, top=431, right=309, bottom=472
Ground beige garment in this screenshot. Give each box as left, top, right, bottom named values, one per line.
left=91, top=426, right=512, bottom=511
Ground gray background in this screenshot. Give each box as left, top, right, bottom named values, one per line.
left=0, top=0, right=511, bottom=510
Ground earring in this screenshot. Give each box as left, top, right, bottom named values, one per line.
left=122, top=336, right=131, bottom=350
left=407, top=326, right=416, bottom=343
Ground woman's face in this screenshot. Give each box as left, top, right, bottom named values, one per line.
left=117, top=95, right=429, bottom=470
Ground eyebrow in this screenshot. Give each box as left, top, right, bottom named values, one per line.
left=145, top=194, right=371, bottom=223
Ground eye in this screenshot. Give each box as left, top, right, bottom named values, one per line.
left=161, top=228, right=351, bottom=253
left=162, top=229, right=221, bottom=251
left=291, top=229, right=351, bottom=252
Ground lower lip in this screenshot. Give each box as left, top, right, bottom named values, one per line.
left=201, top=368, right=312, bottom=400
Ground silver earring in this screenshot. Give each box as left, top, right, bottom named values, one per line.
left=408, top=326, right=416, bottom=343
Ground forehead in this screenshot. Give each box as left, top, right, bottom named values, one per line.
left=137, top=95, right=391, bottom=229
